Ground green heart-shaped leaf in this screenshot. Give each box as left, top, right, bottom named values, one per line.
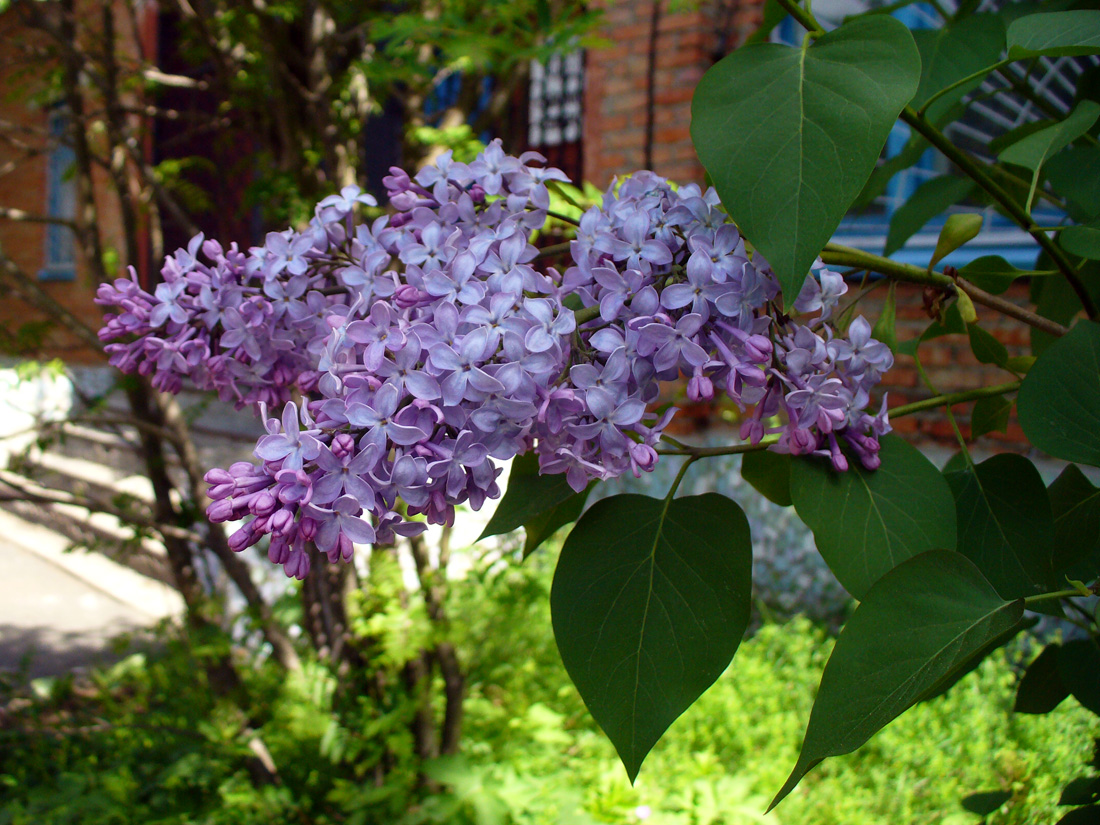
left=1048, top=464, right=1100, bottom=578
left=790, top=435, right=957, bottom=599
left=1015, top=643, right=1069, bottom=714
left=740, top=450, right=792, bottom=507
left=479, top=453, right=578, bottom=541
left=551, top=492, right=752, bottom=782
left=1019, top=320, right=1100, bottom=466
left=691, top=15, right=921, bottom=302
left=772, top=551, right=1024, bottom=809
left=944, top=454, right=1056, bottom=600
left=1062, top=218, right=1100, bottom=260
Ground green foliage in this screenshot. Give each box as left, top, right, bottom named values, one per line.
left=1019, top=321, right=1100, bottom=466
left=789, top=435, right=957, bottom=599
left=773, top=551, right=1026, bottom=809
left=691, top=15, right=921, bottom=301
left=550, top=492, right=753, bottom=781
left=945, top=454, right=1056, bottom=600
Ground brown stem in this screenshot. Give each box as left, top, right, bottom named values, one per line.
left=957, top=277, right=1068, bottom=338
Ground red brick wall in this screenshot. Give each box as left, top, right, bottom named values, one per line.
left=865, top=282, right=1032, bottom=449
left=583, top=0, right=765, bottom=188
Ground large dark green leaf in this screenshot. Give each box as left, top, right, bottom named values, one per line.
left=945, top=454, right=1056, bottom=600
left=1031, top=262, right=1100, bottom=356
left=884, top=176, right=975, bottom=256
left=1019, top=320, right=1100, bottom=467
left=1047, top=146, right=1100, bottom=222
left=1063, top=218, right=1100, bottom=260
left=691, top=15, right=921, bottom=302
left=1059, top=640, right=1100, bottom=716
left=1015, top=643, right=1069, bottom=714
left=911, top=14, right=1005, bottom=124
left=740, top=450, right=792, bottom=507
left=790, top=435, right=957, bottom=600
left=1048, top=464, right=1100, bottom=578
left=479, top=453, right=579, bottom=541
left=1007, top=11, right=1100, bottom=59
left=522, top=485, right=593, bottom=559
left=551, top=493, right=753, bottom=782
left=771, top=551, right=1024, bottom=810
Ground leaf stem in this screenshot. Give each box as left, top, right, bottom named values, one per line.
left=899, top=106, right=1098, bottom=320
left=545, top=209, right=581, bottom=226
left=820, top=243, right=1070, bottom=337
left=888, top=380, right=1022, bottom=419
left=664, top=455, right=698, bottom=505
left=916, top=59, right=1012, bottom=119
left=1024, top=587, right=1097, bottom=606
left=914, top=353, right=972, bottom=462
left=657, top=435, right=781, bottom=458
left=773, top=0, right=825, bottom=37
left=821, top=243, right=953, bottom=288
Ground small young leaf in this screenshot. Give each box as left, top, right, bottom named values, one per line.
left=740, top=449, right=792, bottom=507
left=960, top=255, right=1054, bottom=295
left=957, top=290, right=979, bottom=325
left=967, top=323, right=1009, bottom=366
left=1062, top=218, right=1100, bottom=260
left=1015, top=643, right=1069, bottom=714
left=1019, top=320, right=1100, bottom=467
left=551, top=493, right=753, bottom=782
left=871, top=281, right=898, bottom=353
left=971, top=394, right=1012, bottom=439
left=1005, top=355, right=1036, bottom=374
left=945, top=454, right=1056, bottom=600
left=962, top=790, right=1012, bottom=816
left=1007, top=11, right=1100, bottom=59
left=479, top=453, right=578, bottom=541
left=999, top=100, right=1100, bottom=173
left=692, top=15, right=921, bottom=302
left=791, top=435, right=957, bottom=599
left=1048, top=464, right=1100, bottom=578
left=931, top=213, right=984, bottom=267
left=522, top=485, right=593, bottom=559
left=771, top=551, right=1023, bottom=810
left=1059, top=640, right=1100, bottom=716
left=884, top=176, right=975, bottom=256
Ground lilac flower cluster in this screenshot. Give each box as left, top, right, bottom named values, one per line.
left=97, top=140, right=892, bottom=579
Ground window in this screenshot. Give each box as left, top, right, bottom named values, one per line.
left=40, top=108, right=76, bottom=281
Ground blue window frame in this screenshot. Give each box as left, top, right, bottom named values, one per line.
left=39, top=108, right=76, bottom=282
left=773, top=0, right=1099, bottom=270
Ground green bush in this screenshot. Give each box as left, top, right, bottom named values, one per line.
left=1, top=549, right=1095, bottom=825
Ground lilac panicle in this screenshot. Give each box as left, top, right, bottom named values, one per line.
left=98, top=138, right=892, bottom=577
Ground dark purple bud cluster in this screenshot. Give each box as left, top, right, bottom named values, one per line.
left=97, top=140, right=892, bottom=578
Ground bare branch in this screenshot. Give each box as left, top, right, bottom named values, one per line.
left=0, top=207, right=78, bottom=229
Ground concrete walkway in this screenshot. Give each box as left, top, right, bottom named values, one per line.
left=0, top=509, right=183, bottom=682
